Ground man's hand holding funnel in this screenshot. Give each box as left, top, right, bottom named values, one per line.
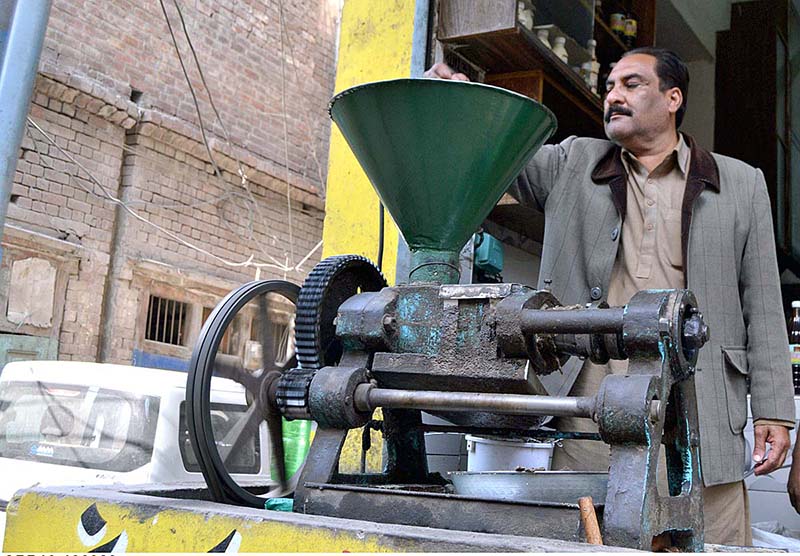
left=423, top=62, right=470, bottom=81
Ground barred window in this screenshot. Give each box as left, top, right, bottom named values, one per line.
left=145, top=295, right=188, bottom=346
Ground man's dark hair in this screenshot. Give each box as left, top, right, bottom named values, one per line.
left=623, top=47, right=689, bottom=128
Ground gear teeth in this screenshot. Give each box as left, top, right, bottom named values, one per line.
left=279, top=255, right=387, bottom=419
left=276, top=367, right=314, bottom=420
left=295, top=254, right=386, bottom=370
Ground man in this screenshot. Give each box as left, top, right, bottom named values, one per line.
left=425, top=48, right=794, bottom=546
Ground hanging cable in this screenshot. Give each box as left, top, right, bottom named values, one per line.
left=377, top=202, right=385, bottom=272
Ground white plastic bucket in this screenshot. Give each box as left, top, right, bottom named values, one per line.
left=465, top=435, right=554, bottom=472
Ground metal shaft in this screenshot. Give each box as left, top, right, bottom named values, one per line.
left=520, top=307, right=625, bottom=334
left=355, top=385, right=596, bottom=419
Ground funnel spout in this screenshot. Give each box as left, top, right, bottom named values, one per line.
left=408, top=248, right=461, bottom=284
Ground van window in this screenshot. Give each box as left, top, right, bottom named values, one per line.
left=0, top=381, right=159, bottom=472
left=179, top=401, right=261, bottom=475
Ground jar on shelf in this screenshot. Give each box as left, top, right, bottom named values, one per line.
left=790, top=300, right=800, bottom=394
left=585, top=39, right=600, bottom=93
left=623, top=16, right=638, bottom=48
left=536, top=28, right=551, bottom=49
left=517, top=0, right=535, bottom=31
left=551, top=36, right=569, bottom=64
left=609, top=12, right=626, bottom=37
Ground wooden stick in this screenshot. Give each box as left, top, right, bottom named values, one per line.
left=579, top=496, right=604, bottom=545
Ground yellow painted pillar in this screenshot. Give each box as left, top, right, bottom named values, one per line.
left=322, top=0, right=429, bottom=472
left=322, top=0, right=428, bottom=285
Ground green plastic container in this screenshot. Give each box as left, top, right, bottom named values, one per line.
left=282, top=418, right=313, bottom=477
left=270, top=418, right=312, bottom=483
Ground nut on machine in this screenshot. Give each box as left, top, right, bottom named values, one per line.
left=187, top=79, right=709, bottom=551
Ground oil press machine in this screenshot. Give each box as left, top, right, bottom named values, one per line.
left=187, top=79, right=709, bottom=551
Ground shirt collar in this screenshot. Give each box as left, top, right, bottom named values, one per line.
left=620, top=133, right=691, bottom=178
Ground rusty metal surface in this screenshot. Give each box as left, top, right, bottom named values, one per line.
left=599, top=290, right=704, bottom=551
left=297, top=481, right=591, bottom=542
left=288, top=281, right=708, bottom=550
left=308, top=366, right=372, bottom=429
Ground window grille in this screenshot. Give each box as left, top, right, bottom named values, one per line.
left=146, top=295, right=188, bottom=346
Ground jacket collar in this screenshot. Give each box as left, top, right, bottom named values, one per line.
left=590, top=133, right=720, bottom=219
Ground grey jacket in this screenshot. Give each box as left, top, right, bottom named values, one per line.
left=510, top=134, right=795, bottom=486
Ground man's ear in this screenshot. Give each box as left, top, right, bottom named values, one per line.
left=667, top=87, right=683, bottom=115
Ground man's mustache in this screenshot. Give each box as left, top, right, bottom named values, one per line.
left=604, top=106, right=633, bottom=123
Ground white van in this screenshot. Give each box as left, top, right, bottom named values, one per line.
left=0, top=360, right=271, bottom=544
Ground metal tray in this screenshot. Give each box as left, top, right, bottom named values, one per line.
left=447, top=470, right=608, bottom=506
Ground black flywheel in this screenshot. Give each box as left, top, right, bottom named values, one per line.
left=186, top=280, right=300, bottom=507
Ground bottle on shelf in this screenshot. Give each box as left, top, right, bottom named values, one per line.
left=517, top=0, right=534, bottom=31
left=609, top=11, right=626, bottom=38
left=536, top=28, right=551, bottom=49
left=585, top=39, right=600, bottom=94
left=552, top=36, right=569, bottom=64
left=790, top=300, right=800, bottom=395
left=623, top=14, right=638, bottom=48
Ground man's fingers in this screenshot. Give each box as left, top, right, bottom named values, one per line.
left=752, top=425, right=767, bottom=463
left=772, top=432, right=791, bottom=464
left=423, top=63, right=471, bottom=82
left=756, top=455, right=785, bottom=475
left=423, top=62, right=453, bottom=79
left=754, top=449, right=784, bottom=475
left=753, top=425, right=791, bottom=476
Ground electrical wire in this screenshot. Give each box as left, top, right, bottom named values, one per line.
left=167, top=0, right=296, bottom=271
left=26, top=116, right=289, bottom=270
left=160, top=0, right=325, bottom=273
left=157, top=0, right=223, bottom=181
left=377, top=202, right=384, bottom=271
left=158, top=0, right=284, bottom=267
left=17, top=1, right=331, bottom=277
left=275, top=0, right=328, bottom=189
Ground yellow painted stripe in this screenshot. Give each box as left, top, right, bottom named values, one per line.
left=5, top=492, right=393, bottom=552
left=322, top=0, right=421, bottom=471
left=322, top=0, right=420, bottom=285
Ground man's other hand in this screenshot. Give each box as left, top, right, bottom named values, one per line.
left=753, top=424, right=790, bottom=476
left=788, top=442, right=800, bottom=513
left=423, top=62, right=470, bottom=81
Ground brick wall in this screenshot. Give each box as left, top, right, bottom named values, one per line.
left=39, top=0, right=338, bottom=192
left=3, top=0, right=338, bottom=364
left=10, top=80, right=125, bottom=361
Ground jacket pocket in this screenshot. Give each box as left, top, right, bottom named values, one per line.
left=721, top=345, right=749, bottom=434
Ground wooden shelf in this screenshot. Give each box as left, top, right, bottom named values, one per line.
left=439, top=23, right=603, bottom=109
left=594, top=12, right=629, bottom=51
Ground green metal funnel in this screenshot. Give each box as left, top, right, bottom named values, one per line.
left=329, top=78, right=556, bottom=280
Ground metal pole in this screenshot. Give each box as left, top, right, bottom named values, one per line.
left=355, top=385, right=597, bottom=419
left=0, top=0, right=53, bottom=263
left=520, top=307, right=625, bottom=335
